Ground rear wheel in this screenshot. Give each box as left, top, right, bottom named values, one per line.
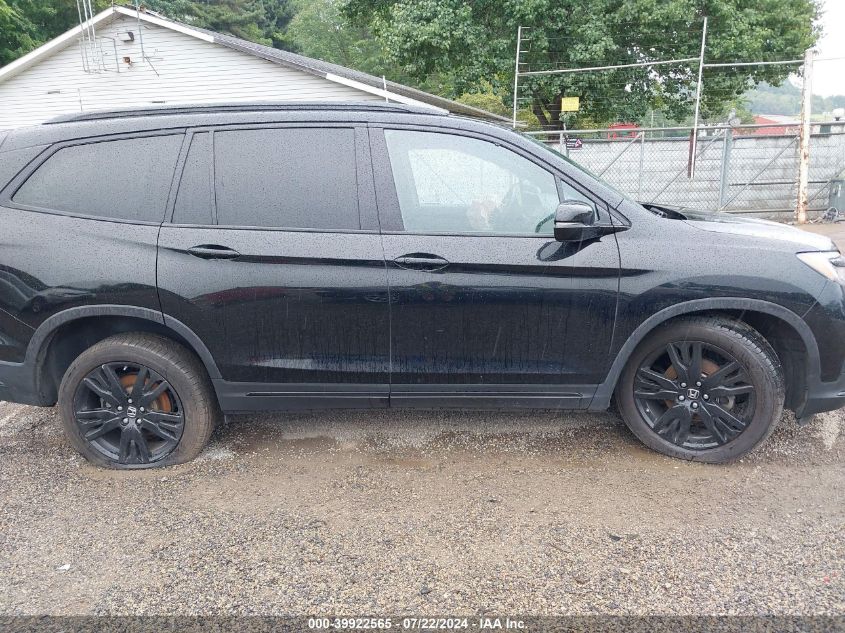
left=58, top=333, right=219, bottom=469
left=616, top=316, right=784, bottom=463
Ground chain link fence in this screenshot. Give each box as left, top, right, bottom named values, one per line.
left=511, top=18, right=845, bottom=221
left=527, top=122, right=845, bottom=217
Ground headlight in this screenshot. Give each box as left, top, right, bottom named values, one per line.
left=797, top=251, right=845, bottom=283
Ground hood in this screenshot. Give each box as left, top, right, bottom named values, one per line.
left=640, top=204, right=837, bottom=252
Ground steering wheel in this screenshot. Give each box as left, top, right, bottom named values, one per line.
left=490, top=180, right=548, bottom=232
left=534, top=212, right=555, bottom=233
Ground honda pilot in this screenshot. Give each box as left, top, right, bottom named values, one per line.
left=1, top=102, right=843, bottom=468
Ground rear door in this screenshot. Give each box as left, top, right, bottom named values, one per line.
left=157, top=124, right=390, bottom=411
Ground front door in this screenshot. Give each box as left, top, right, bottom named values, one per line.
left=371, top=127, right=620, bottom=408
left=158, top=125, right=390, bottom=410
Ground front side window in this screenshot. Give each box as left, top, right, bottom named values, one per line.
left=214, top=127, right=359, bottom=229
left=384, top=129, right=561, bottom=234
left=13, top=135, right=183, bottom=222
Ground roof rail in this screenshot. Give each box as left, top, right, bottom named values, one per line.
left=44, top=101, right=449, bottom=125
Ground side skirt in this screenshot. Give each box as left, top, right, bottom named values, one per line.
left=214, top=381, right=598, bottom=413
left=213, top=381, right=390, bottom=412
left=390, top=383, right=596, bottom=409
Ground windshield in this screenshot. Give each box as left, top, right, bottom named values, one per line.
left=520, top=132, right=636, bottom=204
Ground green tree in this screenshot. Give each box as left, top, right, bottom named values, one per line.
left=456, top=84, right=542, bottom=128
left=0, top=0, right=110, bottom=67
left=343, top=0, right=821, bottom=130
left=143, top=0, right=297, bottom=49
left=286, top=0, right=450, bottom=92
left=744, top=81, right=845, bottom=117
left=0, top=0, right=37, bottom=66
left=0, top=0, right=297, bottom=67
left=287, top=0, right=384, bottom=73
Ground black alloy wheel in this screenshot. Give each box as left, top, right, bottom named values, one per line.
left=616, top=317, right=784, bottom=463
left=633, top=341, right=756, bottom=450
left=72, top=362, right=185, bottom=465
left=59, top=334, right=218, bottom=469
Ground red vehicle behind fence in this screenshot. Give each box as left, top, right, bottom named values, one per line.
left=607, top=122, right=640, bottom=139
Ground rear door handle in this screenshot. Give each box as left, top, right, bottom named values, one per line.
left=394, top=254, right=450, bottom=271
left=186, top=244, right=241, bottom=260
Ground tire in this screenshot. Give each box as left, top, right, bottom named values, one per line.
left=616, top=316, right=785, bottom=463
left=58, top=333, right=219, bottom=469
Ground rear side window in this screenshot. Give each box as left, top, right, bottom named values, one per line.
left=214, top=127, right=359, bottom=229
left=13, top=135, right=182, bottom=222
left=0, top=145, right=48, bottom=191
left=173, top=132, right=213, bottom=225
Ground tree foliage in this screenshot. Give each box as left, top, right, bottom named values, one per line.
left=287, top=0, right=383, bottom=73
left=0, top=0, right=824, bottom=130
left=0, top=0, right=295, bottom=66
left=343, top=0, right=821, bottom=129
left=0, top=0, right=35, bottom=66
left=140, top=0, right=297, bottom=49
left=0, top=0, right=110, bottom=66
left=286, top=0, right=459, bottom=96
left=456, top=85, right=542, bottom=128
left=746, top=81, right=845, bottom=116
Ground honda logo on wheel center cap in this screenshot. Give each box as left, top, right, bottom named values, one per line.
left=126, top=405, right=137, bottom=417
left=687, top=388, right=700, bottom=400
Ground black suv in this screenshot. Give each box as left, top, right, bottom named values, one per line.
left=1, top=103, right=843, bottom=468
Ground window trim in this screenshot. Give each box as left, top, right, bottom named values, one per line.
left=0, top=129, right=187, bottom=226
left=370, top=124, right=612, bottom=237
left=168, top=130, right=214, bottom=226
left=165, top=123, right=378, bottom=233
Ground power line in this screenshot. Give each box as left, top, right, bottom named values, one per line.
left=519, top=57, right=700, bottom=76
left=703, top=59, right=802, bottom=68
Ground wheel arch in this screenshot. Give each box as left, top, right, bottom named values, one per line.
left=26, top=306, right=221, bottom=405
left=590, top=298, right=820, bottom=411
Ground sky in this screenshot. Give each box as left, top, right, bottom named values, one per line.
left=813, top=0, right=845, bottom=97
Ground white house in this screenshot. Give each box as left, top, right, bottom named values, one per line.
left=0, top=5, right=504, bottom=130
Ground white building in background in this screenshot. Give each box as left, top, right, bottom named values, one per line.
left=0, top=5, right=503, bottom=130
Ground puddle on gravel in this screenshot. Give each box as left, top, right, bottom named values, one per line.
left=1, top=402, right=842, bottom=479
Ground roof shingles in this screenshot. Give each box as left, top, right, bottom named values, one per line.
left=156, top=14, right=508, bottom=122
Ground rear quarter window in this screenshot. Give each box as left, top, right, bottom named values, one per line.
left=0, top=146, right=49, bottom=193
left=12, top=135, right=183, bottom=223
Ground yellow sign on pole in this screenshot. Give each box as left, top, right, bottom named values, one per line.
left=561, top=96, right=580, bottom=112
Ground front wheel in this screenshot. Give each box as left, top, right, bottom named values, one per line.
left=58, top=333, right=219, bottom=469
left=616, top=316, right=785, bottom=463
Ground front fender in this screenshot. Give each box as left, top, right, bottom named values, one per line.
left=588, top=297, right=820, bottom=410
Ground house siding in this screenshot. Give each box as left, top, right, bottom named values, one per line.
left=0, top=15, right=382, bottom=130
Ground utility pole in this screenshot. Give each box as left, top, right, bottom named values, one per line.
left=796, top=48, right=814, bottom=224
left=689, top=16, right=708, bottom=179
left=512, top=26, right=522, bottom=129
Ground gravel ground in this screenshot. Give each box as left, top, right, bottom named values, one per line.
left=0, top=401, right=843, bottom=617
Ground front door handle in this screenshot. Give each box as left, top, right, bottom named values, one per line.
left=394, top=254, right=450, bottom=271
left=186, top=244, right=241, bottom=260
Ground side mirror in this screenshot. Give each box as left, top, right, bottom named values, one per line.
left=554, top=201, right=597, bottom=241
